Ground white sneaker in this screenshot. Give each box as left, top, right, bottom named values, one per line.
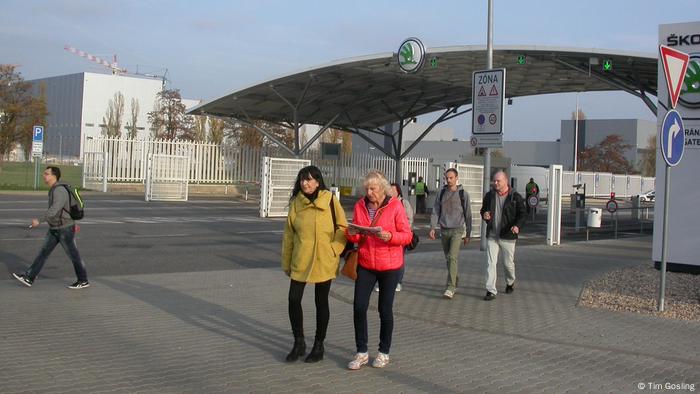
left=372, top=352, right=390, bottom=368
left=443, top=289, right=454, bottom=299
left=348, top=352, right=369, bottom=370
left=395, top=283, right=402, bottom=292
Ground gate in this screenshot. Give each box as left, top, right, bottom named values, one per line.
left=260, top=157, right=311, bottom=217
left=453, top=163, right=484, bottom=239
left=145, top=154, right=190, bottom=202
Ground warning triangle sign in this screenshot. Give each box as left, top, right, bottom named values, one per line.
left=659, top=45, right=690, bottom=109
left=478, top=86, right=487, bottom=97
left=489, top=85, right=499, bottom=96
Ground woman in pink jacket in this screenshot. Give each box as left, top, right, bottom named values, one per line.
left=345, top=171, right=413, bottom=370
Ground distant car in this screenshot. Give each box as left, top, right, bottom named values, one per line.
left=639, top=190, right=655, bottom=202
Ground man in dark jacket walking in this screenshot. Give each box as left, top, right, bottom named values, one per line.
left=12, top=166, right=89, bottom=289
left=480, top=171, right=525, bottom=301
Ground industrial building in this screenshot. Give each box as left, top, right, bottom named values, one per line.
left=27, top=72, right=200, bottom=160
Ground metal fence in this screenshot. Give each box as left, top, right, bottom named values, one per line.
left=83, top=138, right=429, bottom=192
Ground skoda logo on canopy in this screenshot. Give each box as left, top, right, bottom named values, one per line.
left=398, top=37, right=426, bottom=73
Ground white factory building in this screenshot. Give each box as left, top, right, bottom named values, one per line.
left=28, top=72, right=200, bottom=160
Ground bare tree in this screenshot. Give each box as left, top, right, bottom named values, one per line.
left=147, top=89, right=193, bottom=140
left=639, top=134, right=656, bottom=177
left=1, top=65, right=44, bottom=167
left=101, top=92, right=125, bottom=138
left=193, top=115, right=207, bottom=143
left=208, top=117, right=224, bottom=144
left=578, top=134, right=634, bottom=173
left=125, top=98, right=140, bottom=139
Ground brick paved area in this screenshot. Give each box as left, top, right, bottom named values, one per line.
left=2, top=236, right=698, bottom=393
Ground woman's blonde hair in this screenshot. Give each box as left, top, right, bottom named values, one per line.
left=363, top=170, right=392, bottom=195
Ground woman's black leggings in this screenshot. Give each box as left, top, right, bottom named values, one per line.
left=288, top=279, right=332, bottom=341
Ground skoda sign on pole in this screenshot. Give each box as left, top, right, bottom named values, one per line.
left=656, top=43, right=690, bottom=312
left=397, top=38, right=426, bottom=74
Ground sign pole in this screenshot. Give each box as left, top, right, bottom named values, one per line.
left=34, top=156, right=39, bottom=190
left=658, top=164, right=671, bottom=312
left=481, top=0, right=494, bottom=251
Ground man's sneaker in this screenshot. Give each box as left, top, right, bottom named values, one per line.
left=443, top=289, right=454, bottom=299
left=505, top=284, right=514, bottom=294
left=12, top=273, right=32, bottom=287
left=67, top=281, right=90, bottom=290
left=395, top=283, right=402, bottom=292
left=372, top=352, right=390, bottom=368
left=348, top=352, right=369, bottom=370
left=484, top=291, right=496, bottom=301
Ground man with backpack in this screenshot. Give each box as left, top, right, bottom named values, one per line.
left=428, top=168, right=472, bottom=299
left=12, top=166, right=89, bottom=289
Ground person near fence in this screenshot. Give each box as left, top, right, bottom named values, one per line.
left=480, top=171, right=526, bottom=301
left=12, top=166, right=90, bottom=289
left=345, top=171, right=412, bottom=370
left=281, top=165, right=348, bottom=363
left=415, top=176, right=429, bottom=214
left=525, top=177, right=540, bottom=214
left=428, top=168, right=472, bottom=299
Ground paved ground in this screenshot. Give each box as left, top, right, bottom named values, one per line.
left=1, top=193, right=697, bottom=393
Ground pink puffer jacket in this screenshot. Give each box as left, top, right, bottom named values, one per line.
left=345, top=196, right=413, bottom=271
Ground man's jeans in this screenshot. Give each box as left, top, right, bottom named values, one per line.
left=485, top=237, right=516, bottom=294
left=26, top=226, right=87, bottom=282
left=441, top=228, right=463, bottom=292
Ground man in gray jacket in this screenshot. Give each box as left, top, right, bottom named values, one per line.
left=428, top=168, right=472, bottom=299
left=13, top=166, right=89, bottom=289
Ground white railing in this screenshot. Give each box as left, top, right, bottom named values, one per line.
left=83, top=138, right=430, bottom=191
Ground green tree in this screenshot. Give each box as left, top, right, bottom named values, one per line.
left=18, top=82, right=48, bottom=158
left=101, top=92, right=125, bottom=138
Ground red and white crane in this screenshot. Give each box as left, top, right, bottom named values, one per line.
left=64, top=45, right=127, bottom=75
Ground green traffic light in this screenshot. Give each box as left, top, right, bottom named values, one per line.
left=603, top=59, right=613, bottom=71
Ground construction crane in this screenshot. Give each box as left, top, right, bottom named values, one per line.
left=64, top=45, right=126, bottom=75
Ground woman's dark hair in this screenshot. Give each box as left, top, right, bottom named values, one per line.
left=290, top=165, right=327, bottom=200
left=390, top=182, right=403, bottom=198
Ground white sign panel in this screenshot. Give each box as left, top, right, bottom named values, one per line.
left=470, top=134, right=503, bottom=148
left=472, top=68, right=505, bottom=135
left=31, top=141, right=43, bottom=157
left=653, top=21, right=700, bottom=269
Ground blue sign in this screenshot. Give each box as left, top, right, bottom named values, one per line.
left=660, top=110, right=684, bottom=167
left=32, top=125, right=44, bottom=142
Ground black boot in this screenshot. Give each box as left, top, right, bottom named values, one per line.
left=304, top=340, right=324, bottom=363
left=285, top=337, right=306, bottom=362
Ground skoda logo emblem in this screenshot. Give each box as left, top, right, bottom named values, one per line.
left=679, top=53, right=700, bottom=108
left=398, top=38, right=426, bottom=73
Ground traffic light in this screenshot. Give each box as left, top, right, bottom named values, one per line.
left=517, top=55, right=526, bottom=65
left=603, top=59, right=613, bottom=71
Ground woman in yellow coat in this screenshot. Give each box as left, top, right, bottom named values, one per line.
left=281, top=166, right=347, bottom=363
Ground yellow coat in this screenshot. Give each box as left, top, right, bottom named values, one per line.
left=281, top=190, right=348, bottom=283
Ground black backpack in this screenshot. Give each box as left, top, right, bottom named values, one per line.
left=57, top=184, right=85, bottom=220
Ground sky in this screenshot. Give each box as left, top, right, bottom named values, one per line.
left=1, top=0, right=696, bottom=141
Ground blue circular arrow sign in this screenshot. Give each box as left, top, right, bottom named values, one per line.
left=660, top=110, right=685, bottom=167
